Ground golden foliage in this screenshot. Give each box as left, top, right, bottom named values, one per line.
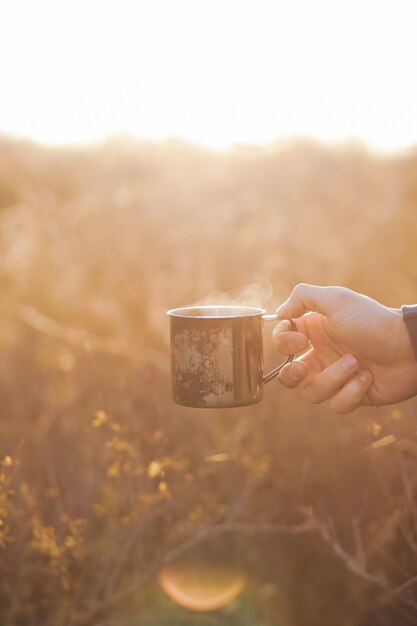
left=0, top=136, right=416, bottom=625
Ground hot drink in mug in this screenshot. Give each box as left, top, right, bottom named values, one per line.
left=167, top=305, right=295, bottom=408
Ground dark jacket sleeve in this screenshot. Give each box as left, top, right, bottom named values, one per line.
left=401, top=305, right=417, bottom=361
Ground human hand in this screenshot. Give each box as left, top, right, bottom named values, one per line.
left=274, top=284, right=417, bottom=413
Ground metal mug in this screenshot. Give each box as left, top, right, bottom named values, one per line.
left=167, top=305, right=295, bottom=408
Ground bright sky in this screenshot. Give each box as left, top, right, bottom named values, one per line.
left=1, top=0, right=417, bottom=151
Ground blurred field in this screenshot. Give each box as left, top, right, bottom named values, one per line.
left=0, top=134, right=417, bottom=626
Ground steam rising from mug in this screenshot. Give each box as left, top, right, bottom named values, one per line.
left=193, top=277, right=274, bottom=309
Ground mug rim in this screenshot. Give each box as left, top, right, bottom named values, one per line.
left=167, top=305, right=266, bottom=319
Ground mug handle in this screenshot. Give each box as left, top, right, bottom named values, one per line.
left=262, top=314, right=297, bottom=384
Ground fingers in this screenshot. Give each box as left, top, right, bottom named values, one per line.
left=273, top=319, right=309, bottom=356
left=279, top=360, right=309, bottom=388
left=301, top=354, right=358, bottom=403
left=276, top=283, right=352, bottom=320
left=278, top=351, right=374, bottom=414
left=330, top=370, right=373, bottom=413
left=279, top=352, right=358, bottom=394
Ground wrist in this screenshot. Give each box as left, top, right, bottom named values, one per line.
left=401, top=305, right=417, bottom=362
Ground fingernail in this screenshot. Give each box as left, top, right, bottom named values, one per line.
left=359, top=370, right=372, bottom=383
left=276, top=305, right=288, bottom=318
left=290, top=361, right=305, bottom=379
left=343, top=354, right=358, bottom=371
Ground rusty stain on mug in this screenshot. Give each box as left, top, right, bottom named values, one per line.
left=167, top=305, right=295, bottom=408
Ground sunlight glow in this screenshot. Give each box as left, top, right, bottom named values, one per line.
left=1, top=0, right=417, bottom=151
left=158, top=564, right=246, bottom=611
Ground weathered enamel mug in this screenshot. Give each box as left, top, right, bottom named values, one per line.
left=167, top=305, right=294, bottom=408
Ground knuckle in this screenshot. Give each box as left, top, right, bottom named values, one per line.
left=326, top=286, right=351, bottom=306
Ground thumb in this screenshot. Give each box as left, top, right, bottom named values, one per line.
left=276, top=284, right=349, bottom=320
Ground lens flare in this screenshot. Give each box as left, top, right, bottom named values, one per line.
left=158, top=564, right=246, bottom=612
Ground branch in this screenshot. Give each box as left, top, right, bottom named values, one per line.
left=18, top=304, right=168, bottom=371
left=312, top=512, right=417, bottom=613
left=73, top=515, right=317, bottom=625
left=164, top=517, right=317, bottom=566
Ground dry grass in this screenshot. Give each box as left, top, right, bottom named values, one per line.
left=0, top=134, right=417, bottom=625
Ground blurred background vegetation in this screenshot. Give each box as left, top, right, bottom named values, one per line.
left=0, top=135, right=417, bottom=625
